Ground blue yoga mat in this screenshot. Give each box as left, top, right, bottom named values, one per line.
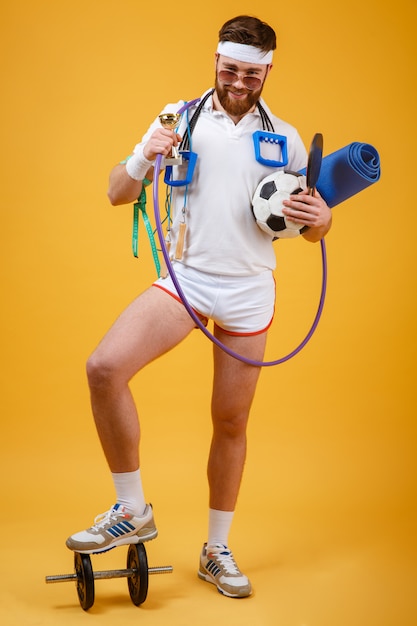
left=299, top=142, right=381, bottom=208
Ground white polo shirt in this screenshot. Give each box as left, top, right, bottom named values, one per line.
left=132, top=89, right=307, bottom=276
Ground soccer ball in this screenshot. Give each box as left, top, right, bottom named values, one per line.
left=252, top=170, right=308, bottom=239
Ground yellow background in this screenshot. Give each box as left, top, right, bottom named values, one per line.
left=1, top=1, right=416, bottom=625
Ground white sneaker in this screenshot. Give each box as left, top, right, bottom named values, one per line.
left=198, top=543, right=252, bottom=598
left=66, top=503, right=157, bottom=554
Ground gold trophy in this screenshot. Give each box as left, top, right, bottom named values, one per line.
left=159, top=113, right=182, bottom=165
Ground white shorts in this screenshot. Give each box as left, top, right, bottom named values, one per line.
left=153, top=262, right=275, bottom=336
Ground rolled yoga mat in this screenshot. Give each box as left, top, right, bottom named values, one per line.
left=299, top=142, right=381, bottom=208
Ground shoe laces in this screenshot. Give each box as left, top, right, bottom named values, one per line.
left=92, top=507, right=120, bottom=530
left=209, top=545, right=240, bottom=575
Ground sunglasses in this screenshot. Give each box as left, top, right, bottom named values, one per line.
left=217, top=70, right=263, bottom=91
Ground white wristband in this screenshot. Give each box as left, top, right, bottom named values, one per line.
left=125, top=149, right=154, bottom=181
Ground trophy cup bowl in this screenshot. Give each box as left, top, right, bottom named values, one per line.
left=159, top=113, right=182, bottom=165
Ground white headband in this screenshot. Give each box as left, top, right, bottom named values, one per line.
left=217, top=41, right=273, bottom=65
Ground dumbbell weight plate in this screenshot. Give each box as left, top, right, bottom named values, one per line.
left=74, top=552, right=95, bottom=611
left=127, top=543, right=149, bottom=606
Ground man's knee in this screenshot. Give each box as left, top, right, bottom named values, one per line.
left=212, top=410, right=249, bottom=438
left=86, top=351, right=118, bottom=389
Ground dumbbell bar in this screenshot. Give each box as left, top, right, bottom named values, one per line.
left=46, top=565, right=173, bottom=582
left=45, top=543, right=173, bottom=611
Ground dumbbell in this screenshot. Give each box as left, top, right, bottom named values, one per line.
left=45, top=543, right=173, bottom=610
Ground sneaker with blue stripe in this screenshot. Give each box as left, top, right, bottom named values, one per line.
left=65, top=503, right=157, bottom=554
left=198, top=543, right=252, bottom=598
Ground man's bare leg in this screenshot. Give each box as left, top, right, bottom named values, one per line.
left=208, top=328, right=267, bottom=511
left=86, top=286, right=197, bottom=472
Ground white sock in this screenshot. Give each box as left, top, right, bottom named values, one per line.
left=111, top=469, right=146, bottom=516
left=208, top=508, right=235, bottom=548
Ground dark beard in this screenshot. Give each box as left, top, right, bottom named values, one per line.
left=215, top=75, right=263, bottom=117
